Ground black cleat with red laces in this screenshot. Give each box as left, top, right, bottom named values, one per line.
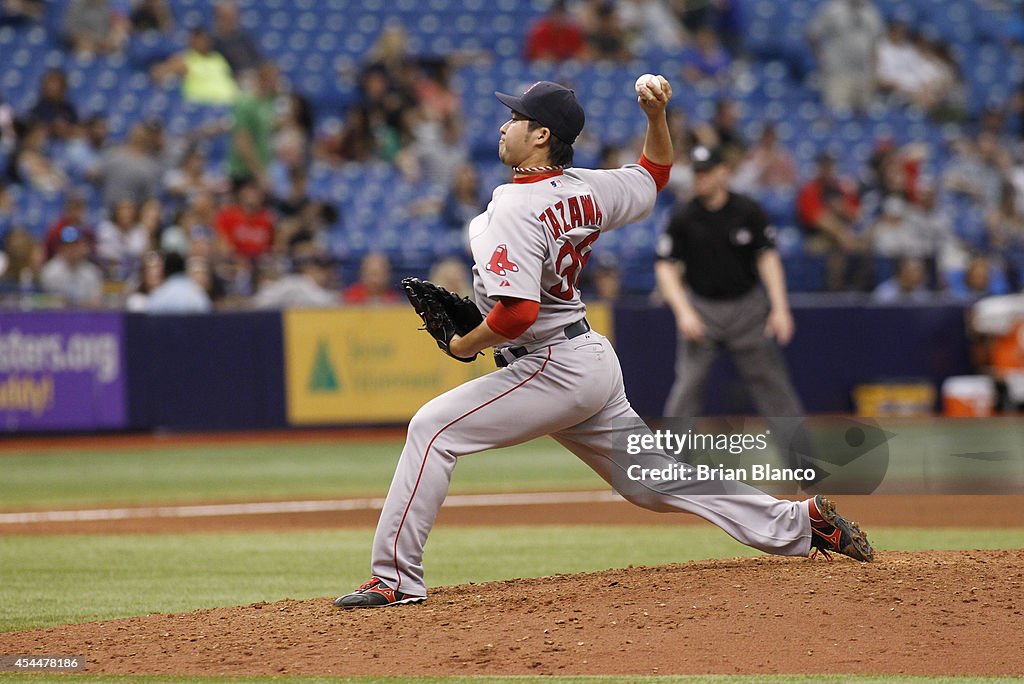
left=808, top=495, right=875, bottom=562
left=334, top=577, right=426, bottom=609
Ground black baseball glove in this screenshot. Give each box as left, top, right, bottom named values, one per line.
left=401, top=277, right=483, bottom=362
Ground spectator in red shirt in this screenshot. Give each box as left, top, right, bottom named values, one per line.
left=215, top=180, right=274, bottom=260
left=797, top=152, right=861, bottom=252
left=43, top=191, right=93, bottom=260
left=797, top=152, right=866, bottom=290
left=525, top=0, right=587, bottom=62
left=343, top=251, right=400, bottom=305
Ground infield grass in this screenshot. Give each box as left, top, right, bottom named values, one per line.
left=1, top=526, right=1023, bottom=633
left=4, top=417, right=1024, bottom=509
left=0, top=438, right=595, bottom=509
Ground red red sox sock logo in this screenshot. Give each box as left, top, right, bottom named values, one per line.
left=486, top=244, right=519, bottom=286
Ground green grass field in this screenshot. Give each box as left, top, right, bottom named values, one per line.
left=2, top=432, right=1023, bottom=683
left=4, top=418, right=1023, bottom=510
left=0, top=438, right=598, bottom=508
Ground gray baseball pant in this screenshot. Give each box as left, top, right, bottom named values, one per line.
left=664, top=288, right=804, bottom=419
left=369, top=329, right=812, bottom=598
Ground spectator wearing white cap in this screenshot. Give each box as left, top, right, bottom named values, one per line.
left=40, top=226, right=103, bottom=308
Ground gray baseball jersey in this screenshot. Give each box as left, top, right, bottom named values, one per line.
left=366, top=165, right=813, bottom=598
left=469, top=165, right=656, bottom=348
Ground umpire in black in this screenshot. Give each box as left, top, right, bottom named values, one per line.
left=654, top=145, right=804, bottom=423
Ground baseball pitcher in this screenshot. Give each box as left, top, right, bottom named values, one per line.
left=336, top=77, right=873, bottom=609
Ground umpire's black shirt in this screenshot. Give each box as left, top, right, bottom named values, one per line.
left=656, top=192, right=775, bottom=300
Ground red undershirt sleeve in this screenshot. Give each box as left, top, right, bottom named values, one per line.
left=638, top=153, right=672, bottom=192
left=485, top=297, right=541, bottom=339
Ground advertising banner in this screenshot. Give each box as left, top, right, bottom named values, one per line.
left=284, top=307, right=491, bottom=424
left=284, top=303, right=612, bottom=425
left=0, top=312, right=127, bottom=431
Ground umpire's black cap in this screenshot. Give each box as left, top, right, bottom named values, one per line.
left=691, top=145, right=724, bottom=172
left=495, top=81, right=585, bottom=144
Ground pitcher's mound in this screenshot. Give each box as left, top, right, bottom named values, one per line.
left=2, top=550, right=1021, bottom=677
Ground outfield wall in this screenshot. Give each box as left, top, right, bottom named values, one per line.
left=618, top=298, right=973, bottom=417
left=0, top=300, right=973, bottom=432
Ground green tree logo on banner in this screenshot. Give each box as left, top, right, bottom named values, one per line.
left=309, top=339, right=339, bottom=392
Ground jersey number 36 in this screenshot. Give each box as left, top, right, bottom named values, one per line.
left=548, top=232, right=600, bottom=301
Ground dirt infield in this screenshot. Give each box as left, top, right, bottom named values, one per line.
left=1, top=550, right=1020, bottom=677
left=1, top=494, right=1021, bottom=535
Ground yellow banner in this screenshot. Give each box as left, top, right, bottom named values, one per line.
left=284, top=303, right=612, bottom=425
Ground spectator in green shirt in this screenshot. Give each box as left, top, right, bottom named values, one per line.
left=228, top=62, right=279, bottom=189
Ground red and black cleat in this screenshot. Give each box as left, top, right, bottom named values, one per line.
left=808, top=495, right=875, bottom=562
left=333, top=577, right=426, bottom=609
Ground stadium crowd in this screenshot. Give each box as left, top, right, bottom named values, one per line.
left=1, top=0, right=1024, bottom=312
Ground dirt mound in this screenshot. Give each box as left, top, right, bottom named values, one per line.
left=2, top=550, right=1021, bottom=677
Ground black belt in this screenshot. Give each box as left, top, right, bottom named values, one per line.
left=494, top=318, right=591, bottom=368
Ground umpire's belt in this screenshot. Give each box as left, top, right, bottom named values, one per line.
left=494, top=318, right=591, bottom=368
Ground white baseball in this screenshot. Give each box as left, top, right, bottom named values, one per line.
left=634, top=73, right=656, bottom=95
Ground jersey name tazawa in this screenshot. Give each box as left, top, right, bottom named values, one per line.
left=469, top=165, right=658, bottom=347
left=537, top=194, right=604, bottom=240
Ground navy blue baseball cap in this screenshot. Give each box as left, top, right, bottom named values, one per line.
left=495, top=81, right=585, bottom=144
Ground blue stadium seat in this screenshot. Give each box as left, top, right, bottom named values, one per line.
left=121, top=72, right=149, bottom=93
left=490, top=14, right=516, bottom=36
left=774, top=226, right=804, bottom=257
left=783, top=254, right=827, bottom=293
left=178, top=8, right=204, bottom=28
left=314, top=32, right=339, bottom=54
left=1, top=66, right=25, bottom=93
left=267, top=10, right=291, bottom=31
left=287, top=31, right=311, bottom=52
left=24, top=25, right=46, bottom=47
left=81, top=92, right=111, bottom=113
left=760, top=189, right=798, bottom=229
left=0, top=25, right=16, bottom=47
left=115, top=92, right=141, bottom=114
left=301, top=53, right=325, bottom=73
left=259, top=30, right=283, bottom=52
left=94, top=68, right=119, bottom=92
left=872, top=257, right=897, bottom=286
left=342, top=31, right=369, bottom=55
left=275, top=51, right=299, bottom=72
left=417, top=13, right=442, bottom=35
left=295, top=10, right=319, bottom=31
